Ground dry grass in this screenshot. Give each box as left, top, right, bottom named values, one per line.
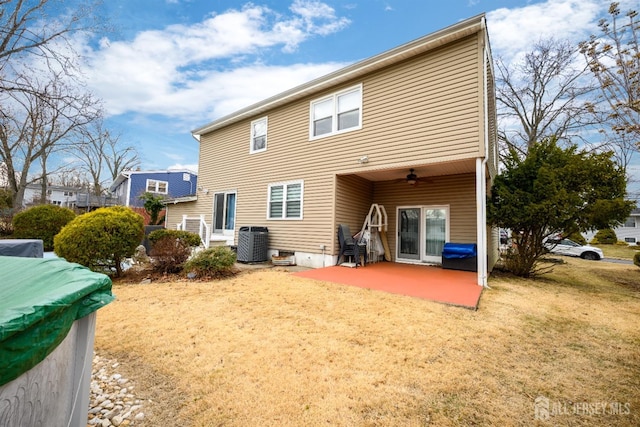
left=592, top=243, right=640, bottom=260
left=95, top=259, right=640, bottom=426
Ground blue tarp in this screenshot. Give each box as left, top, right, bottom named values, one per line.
left=442, top=243, right=477, bottom=259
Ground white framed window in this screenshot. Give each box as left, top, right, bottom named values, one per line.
left=623, top=217, right=636, bottom=227
left=310, top=84, right=362, bottom=139
left=250, top=117, right=267, bottom=153
left=146, top=179, right=168, bottom=194
left=268, top=180, right=303, bottom=220
left=624, top=237, right=637, bottom=243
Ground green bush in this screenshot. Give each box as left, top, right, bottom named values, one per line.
left=634, top=252, right=640, bottom=268
left=148, top=229, right=202, bottom=247
left=565, top=232, right=586, bottom=245
left=0, top=208, right=15, bottom=236
left=13, top=205, right=76, bottom=251
left=54, top=206, right=144, bottom=277
left=149, top=236, right=192, bottom=274
left=184, top=246, right=237, bottom=279
left=593, top=228, right=617, bottom=244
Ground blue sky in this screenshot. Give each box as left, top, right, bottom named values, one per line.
left=64, top=0, right=638, bottom=196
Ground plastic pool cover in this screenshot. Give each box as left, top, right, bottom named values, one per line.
left=0, top=256, right=114, bottom=386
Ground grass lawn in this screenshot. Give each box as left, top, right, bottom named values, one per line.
left=96, top=258, right=640, bottom=426
left=592, top=243, right=640, bottom=260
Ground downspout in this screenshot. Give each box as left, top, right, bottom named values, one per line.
left=476, top=18, right=490, bottom=288
left=125, top=176, right=132, bottom=207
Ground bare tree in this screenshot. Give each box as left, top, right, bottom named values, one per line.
left=0, top=0, right=103, bottom=92
left=0, top=0, right=107, bottom=209
left=68, top=119, right=140, bottom=196
left=0, top=71, right=99, bottom=208
left=580, top=2, right=639, bottom=151
left=496, top=38, right=597, bottom=157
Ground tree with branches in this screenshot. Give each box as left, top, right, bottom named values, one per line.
left=488, top=137, right=634, bottom=278
left=0, top=71, right=99, bottom=208
left=0, top=0, right=103, bottom=92
left=0, top=0, right=106, bottom=209
left=496, top=38, right=597, bottom=157
left=580, top=2, right=639, bottom=155
left=68, top=120, right=140, bottom=196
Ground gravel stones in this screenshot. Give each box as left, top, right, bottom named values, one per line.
left=87, top=354, right=146, bottom=426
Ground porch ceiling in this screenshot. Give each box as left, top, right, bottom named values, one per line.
left=348, top=158, right=477, bottom=182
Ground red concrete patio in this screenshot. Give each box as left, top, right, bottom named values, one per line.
left=293, top=262, right=483, bottom=309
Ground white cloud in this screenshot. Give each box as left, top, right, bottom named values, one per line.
left=83, top=1, right=351, bottom=120
left=487, top=0, right=604, bottom=61
left=289, top=0, right=351, bottom=36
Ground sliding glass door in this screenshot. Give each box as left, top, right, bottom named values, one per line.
left=398, top=208, right=421, bottom=260
left=397, top=206, right=449, bottom=264
left=213, top=191, right=236, bottom=238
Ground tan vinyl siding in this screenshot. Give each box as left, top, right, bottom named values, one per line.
left=193, top=31, right=487, bottom=257
left=334, top=175, right=374, bottom=252
left=485, top=55, right=498, bottom=178
left=373, top=173, right=477, bottom=261
left=165, top=200, right=208, bottom=230
left=488, top=225, right=499, bottom=271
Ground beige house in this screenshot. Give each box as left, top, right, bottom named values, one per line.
left=166, top=14, right=499, bottom=286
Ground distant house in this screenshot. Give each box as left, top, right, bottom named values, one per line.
left=165, top=14, right=499, bottom=286
left=583, top=209, right=640, bottom=245
left=22, top=184, right=80, bottom=209
left=21, top=184, right=118, bottom=211
left=109, top=170, right=198, bottom=208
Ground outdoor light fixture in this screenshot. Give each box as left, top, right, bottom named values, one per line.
left=358, top=155, right=369, bottom=164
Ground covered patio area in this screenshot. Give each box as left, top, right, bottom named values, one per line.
left=293, top=262, right=483, bottom=309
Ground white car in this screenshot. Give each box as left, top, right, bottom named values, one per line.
left=545, top=238, right=604, bottom=261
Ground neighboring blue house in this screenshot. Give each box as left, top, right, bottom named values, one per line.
left=109, top=170, right=197, bottom=208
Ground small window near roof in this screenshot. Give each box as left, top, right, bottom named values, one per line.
left=250, top=117, right=267, bottom=153
left=310, top=84, right=362, bottom=140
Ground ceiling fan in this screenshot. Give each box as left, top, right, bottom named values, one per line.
left=403, top=168, right=430, bottom=185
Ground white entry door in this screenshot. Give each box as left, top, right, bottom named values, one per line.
left=397, top=206, right=449, bottom=264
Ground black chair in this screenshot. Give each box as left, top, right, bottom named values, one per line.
left=337, top=224, right=367, bottom=267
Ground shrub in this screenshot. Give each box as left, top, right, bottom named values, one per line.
left=148, top=229, right=202, bottom=247
left=634, top=252, right=640, bottom=268
left=139, top=192, right=166, bottom=225
left=565, top=232, right=586, bottom=245
left=54, top=206, right=144, bottom=277
left=0, top=208, right=15, bottom=236
left=13, top=205, right=76, bottom=251
left=149, top=236, right=192, bottom=274
left=593, top=228, right=617, bottom=244
left=184, top=246, right=237, bottom=279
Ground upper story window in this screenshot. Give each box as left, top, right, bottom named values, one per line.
left=310, top=84, right=362, bottom=140
left=623, top=217, right=636, bottom=227
left=268, top=180, right=303, bottom=220
left=146, top=179, right=168, bottom=194
left=250, top=117, right=267, bottom=153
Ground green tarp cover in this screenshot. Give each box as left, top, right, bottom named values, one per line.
left=0, top=256, right=114, bottom=386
